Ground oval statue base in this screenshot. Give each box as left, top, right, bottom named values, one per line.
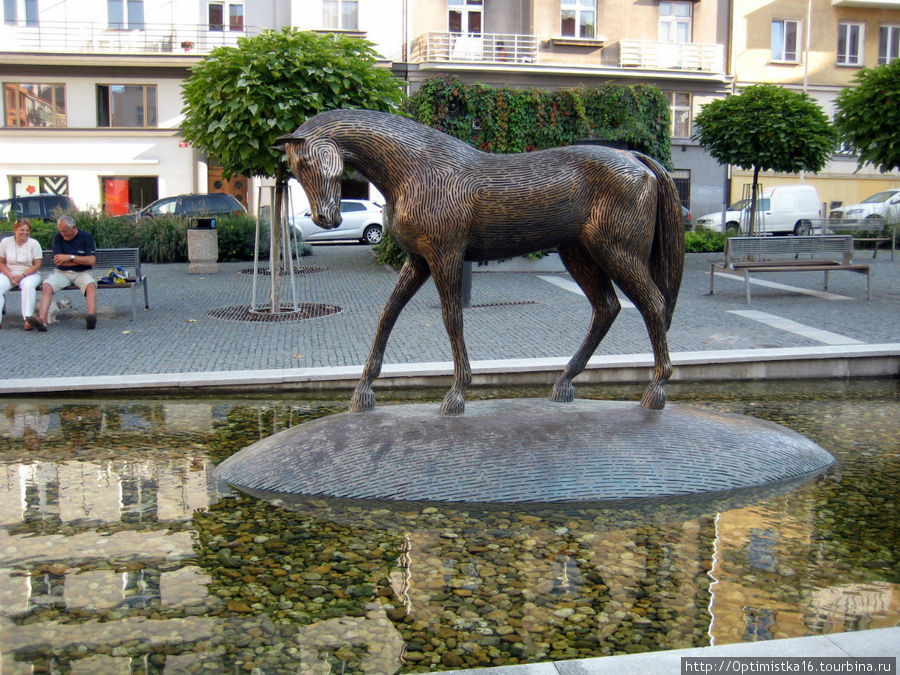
left=215, top=399, right=835, bottom=504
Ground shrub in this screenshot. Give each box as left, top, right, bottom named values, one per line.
left=133, top=217, right=189, bottom=263
left=217, top=213, right=262, bottom=262
left=373, top=229, right=406, bottom=270
left=685, top=227, right=727, bottom=253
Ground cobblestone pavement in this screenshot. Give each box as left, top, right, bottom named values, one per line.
left=1, top=244, right=897, bottom=381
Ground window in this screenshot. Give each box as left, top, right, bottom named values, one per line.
left=448, top=0, right=482, bottom=36
left=659, top=2, right=691, bottom=43
left=879, top=24, right=900, bottom=64
left=771, top=19, right=800, bottom=62
left=323, top=0, right=357, bottom=31
left=4, top=83, right=65, bottom=127
left=837, top=22, right=864, bottom=66
left=101, top=176, right=157, bottom=215
left=561, top=0, right=595, bottom=39
left=107, top=0, right=144, bottom=29
left=96, top=85, right=157, bottom=128
left=4, top=0, right=38, bottom=26
left=209, top=2, right=243, bottom=32
left=666, top=92, right=691, bottom=138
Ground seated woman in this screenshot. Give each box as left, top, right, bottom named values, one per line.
left=0, top=220, right=43, bottom=329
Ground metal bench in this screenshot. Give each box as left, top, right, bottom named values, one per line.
left=1, top=237, right=149, bottom=320
left=808, top=218, right=896, bottom=260
left=709, top=235, right=870, bottom=303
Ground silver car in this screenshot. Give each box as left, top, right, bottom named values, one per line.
left=291, top=199, right=384, bottom=244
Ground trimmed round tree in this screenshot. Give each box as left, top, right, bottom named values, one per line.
left=693, top=84, right=837, bottom=234
left=180, top=27, right=405, bottom=309
left=834, top=59, right=900, bottom=173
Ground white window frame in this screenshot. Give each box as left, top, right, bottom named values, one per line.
left=4, top=0, right=39, bottom=26
left=771, top=18, right=801, bottom=63
left=665, top=92, right=691, bottom=138
left=208, top=2, right=244, bottom=32
left=108, top=0, right=144, bottom=30
left=323, top=0, right=358, bottom=31
left=659, top=2, right=691, bottom=43
left=560, top=0, right=596, bottom=40
left=878, top=24, right=900, bottom=64
left=837, top=21, right=864, bottom=66
left=448, top=0, right=482, bottom=36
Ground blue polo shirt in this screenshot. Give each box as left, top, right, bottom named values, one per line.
left=52, top=230, right=96, bottom=272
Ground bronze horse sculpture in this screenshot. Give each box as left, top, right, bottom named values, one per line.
left=279, top=109, right=684, bottom=416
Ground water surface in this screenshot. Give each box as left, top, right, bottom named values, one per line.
left=0, top=379, right=896, bottom=673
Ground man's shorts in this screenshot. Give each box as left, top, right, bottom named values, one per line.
left=44, top=269, right=96, bottom=295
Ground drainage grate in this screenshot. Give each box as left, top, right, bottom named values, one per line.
left=240, top=266, right=328, bottom=276
left=470, top=300, right=538, bottom=308
left=207, top=303, right=342, bottom=322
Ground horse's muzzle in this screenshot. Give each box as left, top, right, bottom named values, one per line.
left=313, top=208, right=341, bottom=229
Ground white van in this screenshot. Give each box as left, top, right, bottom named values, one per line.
left=696, top=184, right=821, bottom=235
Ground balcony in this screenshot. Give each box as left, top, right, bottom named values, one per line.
left=602, top=40, right=724, bottom=73
left=412, top=32, right=538, bottom=64
left=411, top=32, right=725, bottom=76
left=0, top=21, right=265, bottom=55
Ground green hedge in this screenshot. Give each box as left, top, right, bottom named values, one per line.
left=4, top=210, right=264, bottom=263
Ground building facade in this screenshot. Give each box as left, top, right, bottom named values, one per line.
left=729, top=0, right=900, bottom=212
left=7, top=0, right=896, bottom=222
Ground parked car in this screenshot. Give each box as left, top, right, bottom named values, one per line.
left=0, top=193, right=77, bottom=222
left=130, top=193, right=246, bottom=220
left=291, top=199, right=384, bottom=244
left=830, top=188, right=900, bottom=224
left=695, top=184, right=821, bottom=235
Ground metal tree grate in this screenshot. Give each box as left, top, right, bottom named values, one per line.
left=207, top=303, right=342, bottom=322
left=470, top=300, right=538, bottom=308
left=240, top=266, right=328, bottom=276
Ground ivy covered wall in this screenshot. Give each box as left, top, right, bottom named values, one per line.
left=405, top=76, right=672, bottom=166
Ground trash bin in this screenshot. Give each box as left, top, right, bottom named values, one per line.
left=187, top=223, right=218, bottom=274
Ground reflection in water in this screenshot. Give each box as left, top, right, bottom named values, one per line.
left=0, top=381, right=896, bottom=673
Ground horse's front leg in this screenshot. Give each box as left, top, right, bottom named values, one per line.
left=430, top=255, right=471, bottom=416
left=349, top=254, right=430, bottom=413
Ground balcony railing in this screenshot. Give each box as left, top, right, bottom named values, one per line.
left=604, top=39, right=724, bottom=73
left=412, top=32, right=538, bottom=64
left=0, top=21, right=265, bottom=55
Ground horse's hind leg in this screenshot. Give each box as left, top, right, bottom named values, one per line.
left=550, top=243, right=621, bottom=403
left=349, top=254, right=430, bottom=413
left=608, top=257, right=673, bottom=410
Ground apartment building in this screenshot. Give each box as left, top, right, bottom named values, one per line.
left=730, top=0, right=900, bottom=211
left=3, top=0, right=731, bottom=218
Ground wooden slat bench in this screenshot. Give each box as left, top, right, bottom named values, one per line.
left=709, top=235, right=870, bottom=303
left=808, top=218, right=896, bottom=260
left=0, top=237, right=148, bottom=320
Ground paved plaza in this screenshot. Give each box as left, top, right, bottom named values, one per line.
left=0, top=244, right=897, bottom=391
left=0, top=243, right=897, bottom=672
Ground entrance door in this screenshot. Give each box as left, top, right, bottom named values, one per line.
left=207, top=166, right=249, bottom=208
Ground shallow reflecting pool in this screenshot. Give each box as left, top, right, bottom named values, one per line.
left=0, top=379, right=897, bottom=673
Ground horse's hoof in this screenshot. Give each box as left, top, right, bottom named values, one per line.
left=349, top=389, right=375, bottom=413
left=640, top=385, right=667, bottom=410
left=440, top=392, right=465, bottom=416
left=549, top=381, right=575, bottom=403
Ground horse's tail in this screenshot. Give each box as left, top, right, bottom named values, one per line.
left=633, top=152, right=685, bottom=330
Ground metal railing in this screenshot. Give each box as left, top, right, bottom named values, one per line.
left=412, top=32, right=538, bottom=64
left=610, top=39, right=724, bottom=73
left=0, top=21, right=265, bottom=55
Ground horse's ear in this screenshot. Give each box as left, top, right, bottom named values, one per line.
left=272, top=134, right=304, bottom=152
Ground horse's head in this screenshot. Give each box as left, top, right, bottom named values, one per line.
left=277, top=134, right=343, bottom=229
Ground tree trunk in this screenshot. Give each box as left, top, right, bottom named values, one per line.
left=748, top=165, right=760, bottom=236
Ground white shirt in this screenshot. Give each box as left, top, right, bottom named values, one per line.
left=0, top=235, right=42, bottom=276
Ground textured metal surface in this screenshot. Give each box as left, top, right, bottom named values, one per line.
left=280, top=109, right=685, bottom=415
left=215, top=399, right=834, bottom=504
left=206, top=303, right=341, bottom=322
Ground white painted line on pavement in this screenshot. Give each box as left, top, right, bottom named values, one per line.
left=713, top=272, right=853, bottom=300
left=538, top=275, right=636, bottom=309
left=728, top=310, right=865, bottom=345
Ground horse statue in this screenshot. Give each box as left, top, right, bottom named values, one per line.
left=278, top=109, right=684, bottom=416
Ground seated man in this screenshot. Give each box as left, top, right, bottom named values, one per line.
left=27, top=215, right=97, bottom=331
